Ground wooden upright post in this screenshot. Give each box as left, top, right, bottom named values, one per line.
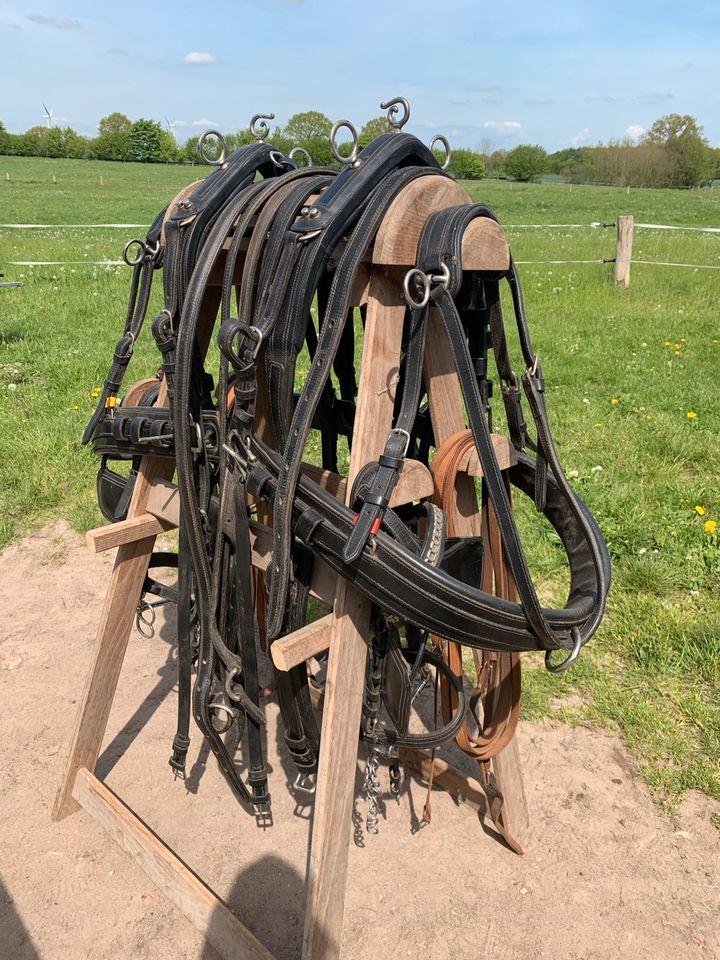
left=614, top=215, right=634, bottom=288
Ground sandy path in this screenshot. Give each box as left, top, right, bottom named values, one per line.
left=0, top=523, right=718, bottom=959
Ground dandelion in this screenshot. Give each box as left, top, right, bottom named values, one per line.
left=611, top=398, right=620, bottom=406
left=590, top=465, right=603, bottom=473
left=645, top=415, right=652, bottom=421
left=695, top=506, right=706, bottom=516
left=664, top=340, right=671, bottom=347
left=704, top=520, right=717, bottom=535
left=91, top=386, right=101, bottom=398
left=595, top=421, right=604, bottom=428
left=687, top=411, right=697, bottom=419
left=568, top=469, right=580, bottom=479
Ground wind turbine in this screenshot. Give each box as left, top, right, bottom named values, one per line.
left=165, top=116, right=178, bottom=137
left=41, top=103, right=68, bottom=128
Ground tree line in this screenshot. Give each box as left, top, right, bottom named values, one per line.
left=490, top=115, right=720, bottom=188
left=1, top=110, right=717, bottom=189
left=0, top=110, right=486, bottom=181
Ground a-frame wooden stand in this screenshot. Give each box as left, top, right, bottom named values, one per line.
left=53, top=175, right=528, bottom=960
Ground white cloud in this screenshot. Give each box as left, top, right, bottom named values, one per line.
left=192, top=118, right=220, bottom=127
left=484, top=120, right=521, bottom=134
left=183, top=51, right=218, bottom=65
left=26, top=13, right=81, bottom=28
left=570, top=127, right=590, bottom=145
left=625, top=124, right=646, bottom=139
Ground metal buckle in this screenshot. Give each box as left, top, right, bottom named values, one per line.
left=292, top=771, right=317, bottom=796
left=389, top=427, right=411, bottom=459
left=223, top=432, right=255, bottom=480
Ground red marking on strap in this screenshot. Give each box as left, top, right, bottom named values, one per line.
left=371, top=518, right=381, bottom=536
left=352, top=514, right=359, bottom=526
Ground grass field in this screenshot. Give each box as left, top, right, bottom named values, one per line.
left=1, top=156, right=719, bottom=817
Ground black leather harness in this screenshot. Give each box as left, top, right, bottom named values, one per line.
left=85, top=126, right=611, bottom=820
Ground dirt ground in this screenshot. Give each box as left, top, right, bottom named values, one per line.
left=1, top=522, right=718, bottom=960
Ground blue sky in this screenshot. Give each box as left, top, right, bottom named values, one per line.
left=1, top=0, right=718, bottom=151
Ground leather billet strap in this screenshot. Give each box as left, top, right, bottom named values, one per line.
left=82, top=203, right=166, bottom=444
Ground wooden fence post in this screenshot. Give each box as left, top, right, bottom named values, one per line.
left=614, top=215, right=634, bottom=288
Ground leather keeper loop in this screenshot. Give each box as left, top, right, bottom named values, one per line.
left=378, top=453, right=403, bottom=471
left=296, top=508, right=323, bottom=544
left=360, top=491, right=389, bottom=509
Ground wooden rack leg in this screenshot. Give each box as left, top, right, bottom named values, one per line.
left=302, top=268, right=406, bottom=960
left=54, top=287, right=221, bottom=822
left=53, top=435, right=173, bottom=821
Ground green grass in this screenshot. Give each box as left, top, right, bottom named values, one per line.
left=1, top=157, right=719, bottom=815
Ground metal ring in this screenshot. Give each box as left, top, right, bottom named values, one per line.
left=289, top=146, right=312, bottom=167
left=429, top=134, right=451, bottom=170
left=402, top=268, right=431, bottom=310
left=380, top=96, right=410, bottom=132
left=545, top=628, right=583, bottom=673
left=197, top=129, right=227, bottom=166
left=250, top=113, right=275, bottom=142
left=122, top=238, right=145, bottom=267
left=269, top=149, right=287, bottom=170
left=329, top=119, right=360, bottom=166
left=135, top=602, right=156, bottom=639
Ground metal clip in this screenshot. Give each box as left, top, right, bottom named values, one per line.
left=122, top=238, right=147, bottom=267
left=402, top=262, right=450, bottom=309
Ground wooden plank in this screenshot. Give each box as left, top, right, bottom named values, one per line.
left=270, top=614, right=333, bottom=671
left=53, top=443, right=173, bottom=820
left=461, top=219, right=510, bottom=271
left=72, top=769, right=275, bottom=960
left=86, top=513, right=172, bottom=554
left=302, top=266, right=407, bottom=960
left=372, top=177, right=470, bottom=265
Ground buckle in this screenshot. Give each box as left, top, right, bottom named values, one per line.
left=292, top=771, right=317, bottom=796
left=218, top=318, right=263, bottom=374
left=388, top=427, right=411, bottom=459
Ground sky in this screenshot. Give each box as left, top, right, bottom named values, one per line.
left=0, top=0, right=718, bottom=152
